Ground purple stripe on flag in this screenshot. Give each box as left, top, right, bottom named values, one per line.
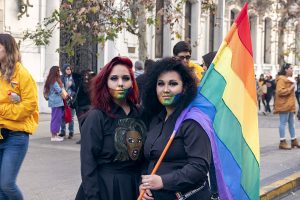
left=176, top=107, right=233, bottom=200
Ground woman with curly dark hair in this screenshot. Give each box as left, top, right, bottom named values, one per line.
left=76, top=56, right=145, bottom=200
left=139, top=57, right=212, bottom=200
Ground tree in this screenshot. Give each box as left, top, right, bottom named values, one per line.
left=23, top=0, right=185, bottom=71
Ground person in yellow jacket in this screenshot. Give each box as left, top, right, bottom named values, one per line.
left=0, top=34, right=38, bottom=200
left=173, top=41, right=204, bottom=84
left=274, top=63, right=300, bottom=150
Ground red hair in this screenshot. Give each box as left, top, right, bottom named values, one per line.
left=91, top=56, right=139, bottom=115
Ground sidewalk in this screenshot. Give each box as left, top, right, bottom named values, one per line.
left=259, top=113, right=300, bottom=199
left=18, top=113, right=300, bottom=200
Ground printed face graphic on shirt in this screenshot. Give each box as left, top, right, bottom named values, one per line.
left=126, top=131, right=143, bottom=160
left=114, top=118, right=146, bottom=162
left=108, top=64, right=133, bottom=100
left=156, top=71, right=183, bottom=107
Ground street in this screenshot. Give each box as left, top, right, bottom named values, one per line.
left=17, top=112, right=300, bottom=200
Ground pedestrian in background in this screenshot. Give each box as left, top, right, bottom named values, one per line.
left=136, top=59, right=155, bottom=101
left=0, top=33, right=39, bottom=200
left=202, top=51, right=217, bottom=72
left=76, top=56, right=145, bottom=200
left=265, top=75, right=275, bottom=114
left=59, top=64, right=81, bottom=139
left=74, top=69, right=95, bottom=144
left=140, top=58, right=211, bottom=199
left=44, top=66, right=67, bottom=142
left=258, top=74, right=266, bottom=113
left=274, top=63, right=300, bottom=150
left=173, top=41, right=204, bottom=84
left=134, top=60, right=144, bottom=78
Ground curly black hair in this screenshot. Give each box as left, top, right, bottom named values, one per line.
left=142, top=57, right=197, bottom=123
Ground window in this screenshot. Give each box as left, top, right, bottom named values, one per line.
left=264, top=18, right=272, bottom=64
left=249, top=15, right=257, bottom=62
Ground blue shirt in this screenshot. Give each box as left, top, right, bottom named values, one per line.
left=48, top=82, right=64, bottom=107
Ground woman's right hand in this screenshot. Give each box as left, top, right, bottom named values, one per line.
left=139, top=184, right=154, bottom=200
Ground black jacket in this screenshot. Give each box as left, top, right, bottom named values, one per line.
left=143, top=108, right=211, bottom=199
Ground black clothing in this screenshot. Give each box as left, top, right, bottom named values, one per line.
left=76, top=104, right=143, bottom=200
left=136, top=73, right=146, bottom=101
left=75, top=80, right=92, bottom=119
left=202, top=51, right=217, bottom=68
left=265, top=80, right=275, bottom=112
left=143, top=108, right=211, bottom=199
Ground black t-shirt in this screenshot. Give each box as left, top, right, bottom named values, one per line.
left=80, top=103, right=144, bottom=199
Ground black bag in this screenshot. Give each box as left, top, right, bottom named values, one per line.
left=66, top=95, right=76, bottom=109
left=66, top=80, right=81, bottom=109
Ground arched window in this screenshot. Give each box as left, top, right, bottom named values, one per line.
left=184, top=1, right=192, bottom=43
left=264, top=18, right=272, bottom=64
left=155, top=0, right=164, bottom=58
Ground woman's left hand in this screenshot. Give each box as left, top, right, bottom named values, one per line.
left=141, top=174, right=163, bottom=190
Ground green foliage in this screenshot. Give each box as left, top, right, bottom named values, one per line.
left=22, top=0, right=184, bottom=58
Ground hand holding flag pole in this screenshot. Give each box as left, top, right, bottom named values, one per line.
left=137, top=108, right=190, bottom=200
left=137, top=130, right=176, bottom=200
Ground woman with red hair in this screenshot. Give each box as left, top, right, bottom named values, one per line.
left=76, top=56, right=145, bottom=200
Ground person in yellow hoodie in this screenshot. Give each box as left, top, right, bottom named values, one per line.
left=173, top=41, right=204, bottom=84
left=0, top=34, right=38, bottom=200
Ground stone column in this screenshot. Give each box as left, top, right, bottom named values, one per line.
left=44, top=0, right=60, bottom=77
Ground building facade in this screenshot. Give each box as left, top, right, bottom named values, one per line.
left=1, top=0, right=299, bottom=112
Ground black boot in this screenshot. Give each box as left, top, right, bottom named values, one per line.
left=68, top=132, right=74, bottom=139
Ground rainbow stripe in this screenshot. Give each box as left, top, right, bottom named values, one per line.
left=175, top=3, right=259, bottom=200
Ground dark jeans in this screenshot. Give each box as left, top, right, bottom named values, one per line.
left=265, top=95, right=272, bottom=113
left=0, top=130, right=29, bottom=200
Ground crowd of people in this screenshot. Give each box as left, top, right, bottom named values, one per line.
left=44, top=64, right=96, bottom=143
left=1, top=32, right=300, bottom=200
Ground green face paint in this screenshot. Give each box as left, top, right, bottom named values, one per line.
left=159, top=93, right=182, bottom=106
left=110, top=87, right=131, bottom=100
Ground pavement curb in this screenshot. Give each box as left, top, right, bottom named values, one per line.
left=260, top=171, right=300, bottom=200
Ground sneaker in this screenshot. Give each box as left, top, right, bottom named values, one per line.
left=51, top=136, right=64, bottom=142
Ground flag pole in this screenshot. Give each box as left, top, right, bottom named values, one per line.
left=137, top=131, right=176, bottom=200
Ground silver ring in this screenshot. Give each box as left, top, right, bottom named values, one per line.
left=144, top=182, right=149, bottom=186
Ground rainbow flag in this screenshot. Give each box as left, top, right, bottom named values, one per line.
left=175, top=3, right=259, bottom=200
